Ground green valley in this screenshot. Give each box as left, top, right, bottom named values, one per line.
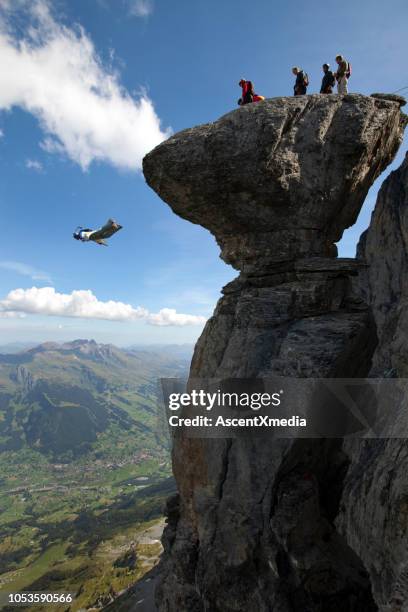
left=0, top=340, right=189, bottom=610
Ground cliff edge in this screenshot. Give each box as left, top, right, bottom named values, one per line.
left=143, top=94, right=406, bottom=612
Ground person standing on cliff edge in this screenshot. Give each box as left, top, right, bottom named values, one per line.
left=334, top=55, right=351, bottom=94
left=320, top=63, right=335, bottom=93
left=292, top=67, right=309, bottom=96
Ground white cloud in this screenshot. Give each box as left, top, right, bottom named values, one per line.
left=0, top=287, right=207, bottom=327
left=129, top=0, right=154, bottom=18
left=0, top=261, right=52, bottom=283
left=0, top=128, right=3, bottom=138
left=0, top=0, right=170, bottom=171
left=25, top=158, right=43, bottom=171
left=146, top=308, right=205, bottom=326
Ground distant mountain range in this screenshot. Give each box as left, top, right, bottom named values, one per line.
left=0, top=341, right=194, bottom=358
left=0, top=339, right=190, bottom=460
left=126, top=343, right=194, bottom=360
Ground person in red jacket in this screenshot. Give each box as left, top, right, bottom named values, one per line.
left=238, top=79, right=254, bottom=104
left=238, top=79, right=264, bottom=105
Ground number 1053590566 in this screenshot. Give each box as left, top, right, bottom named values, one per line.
left=1, top=592, right=74, bottom=606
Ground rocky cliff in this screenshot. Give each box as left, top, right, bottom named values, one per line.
left=143, top=94, right=407, bottom=611
left=336, top=152, right=408, bottom=611
left=356, top=152, right=408, bottom=377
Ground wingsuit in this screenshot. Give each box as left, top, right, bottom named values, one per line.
left=73, top=219, right=122, bottom=246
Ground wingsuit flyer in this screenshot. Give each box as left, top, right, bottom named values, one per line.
left=0, top=1, right=407, bottom=611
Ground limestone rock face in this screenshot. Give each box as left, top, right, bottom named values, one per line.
left=356, top=153, right=408, bottom=376
left=143, top=95, right=406, bottom=612
left=337, top=153, right=408, bottom=611
left=144, top=94, right=405, bottom=273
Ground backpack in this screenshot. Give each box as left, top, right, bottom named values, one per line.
left=303, top=72, right=309, bottom=87
left=346, top=62, right=352, bottom=78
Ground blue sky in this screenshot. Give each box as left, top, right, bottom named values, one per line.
left=0, top=0, right=407, bottom=346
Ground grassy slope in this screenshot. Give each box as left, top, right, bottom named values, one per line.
left=0, top=342, right=186, bottom=610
